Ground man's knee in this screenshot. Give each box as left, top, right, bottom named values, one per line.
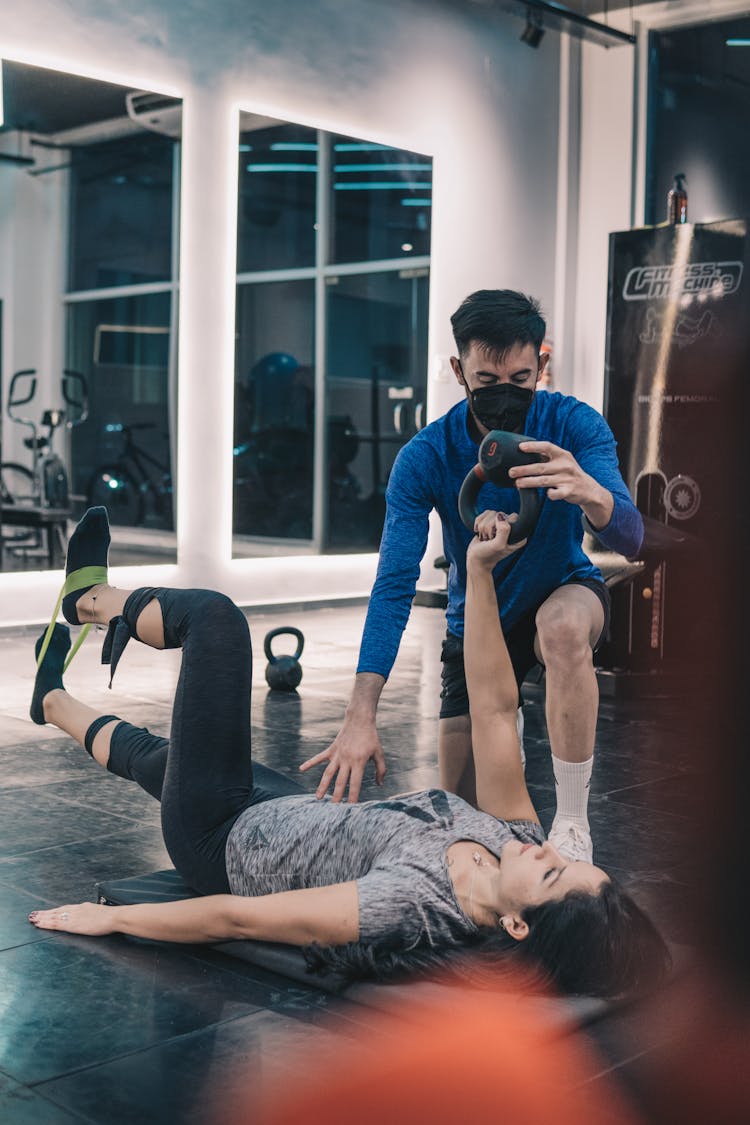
left=535, top=600, right=596, bottom=667
left=439, top=713, right=472, bottom=745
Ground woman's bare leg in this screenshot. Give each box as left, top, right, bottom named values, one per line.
left=76, top=584, right=165, bottom=650
left=42, top=691, right=118, bottom=767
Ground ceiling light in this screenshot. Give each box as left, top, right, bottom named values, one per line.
left=333, top=181, right=432, bottom=190
left=245, top=163, right=316, bottom=172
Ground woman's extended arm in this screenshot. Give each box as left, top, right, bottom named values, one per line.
left=29, top=882, right=360, bottom=946
left=465, top=513, right=539, bottom=824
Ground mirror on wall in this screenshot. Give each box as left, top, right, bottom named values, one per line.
left=232, top=115, right=431, bottom=557
left=0, top=61, right=181, bottom=571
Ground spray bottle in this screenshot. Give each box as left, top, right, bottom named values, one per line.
left=667, top=173, right=688, bottom=224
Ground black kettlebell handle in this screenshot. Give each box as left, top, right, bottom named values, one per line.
left=458, top=430, right=544, bottom=544
left=264, top=627, right=305, bottom=664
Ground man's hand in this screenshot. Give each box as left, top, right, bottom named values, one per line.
left=511, top=440, right=614, bottom=529
left=469, top=511, right=526, bottom=568
left=300, top=714, right=387, bottom=803
left=29, top=902, right=115, bottom=936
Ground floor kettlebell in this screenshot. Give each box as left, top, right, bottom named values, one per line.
left=264, top=627, right=304, bottom=692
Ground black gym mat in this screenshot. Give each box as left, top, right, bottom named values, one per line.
left=97, top=868, right=350, bottom=994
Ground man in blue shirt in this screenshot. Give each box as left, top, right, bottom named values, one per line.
left=301, top=291, right=642, bottom=861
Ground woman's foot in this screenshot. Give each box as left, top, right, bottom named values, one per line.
left=31, top=624, right=71, bottom=725
left=61, top=507, right=111, bottom=626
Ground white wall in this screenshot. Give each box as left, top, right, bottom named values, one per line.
left=572, top=36, right=635, bottom=411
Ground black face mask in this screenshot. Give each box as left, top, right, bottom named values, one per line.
left=470, top=383, right=534, bottom=434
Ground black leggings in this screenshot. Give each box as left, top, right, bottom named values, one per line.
left=87, top=588, right=303, bottom=895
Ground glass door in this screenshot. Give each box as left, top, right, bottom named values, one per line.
left=232, top=119, right=432, bottom=556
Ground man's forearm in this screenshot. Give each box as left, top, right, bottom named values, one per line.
left=346, top=672, right=386, bottom=721
left=580, top=479, right=615, bottom=532
left=582, top=481, right=643, bottom=556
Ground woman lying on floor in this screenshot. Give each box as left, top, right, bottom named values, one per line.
left=28, top=507, right=669, bottom=997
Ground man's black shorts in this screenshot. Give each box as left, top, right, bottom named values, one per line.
left=439, top=578, right=611, bottom=720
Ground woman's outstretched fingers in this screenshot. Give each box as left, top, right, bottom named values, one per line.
left=28, top=902, right=116, bottom=936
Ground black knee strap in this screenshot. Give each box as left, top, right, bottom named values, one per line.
left=100, top=587, right=161, bottom=687
left=122, top=587, right=161, bottom=635
left=84, top=714, right=121, bottom=757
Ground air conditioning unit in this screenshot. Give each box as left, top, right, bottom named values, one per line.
left=125, top=91, right=182, bottom=139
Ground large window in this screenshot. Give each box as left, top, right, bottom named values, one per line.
left=238, top=123, right=317, bottom=273
left=233, top=118, right=431, bottom=555
left=0, top=62, right=180, bottom=571
left=66, top=119, right=180, bottom=545
left=67, top=291, right=175, bottom=530
left=326, top=270, right=429, bottom=549
left=69, top=132, right=174, bottom=290
left=234, top=281, right=315, bottom=539
left=330, top=136, right=432, bottom=263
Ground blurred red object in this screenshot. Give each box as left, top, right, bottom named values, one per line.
left=223, top=977, right=643, bottom=1125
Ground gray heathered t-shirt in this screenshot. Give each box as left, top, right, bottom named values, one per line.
left=225, top=788, right=545, bottom=950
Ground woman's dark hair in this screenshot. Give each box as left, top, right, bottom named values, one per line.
left=305, top=880, right=671, bottom=999
left=450, top=290, right=546, bottom=362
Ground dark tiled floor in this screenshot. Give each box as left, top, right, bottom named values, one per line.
left=0, top=602, right=701, bottom=1122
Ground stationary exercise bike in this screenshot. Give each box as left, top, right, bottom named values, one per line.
left=1, top=369, right=88, bottom=563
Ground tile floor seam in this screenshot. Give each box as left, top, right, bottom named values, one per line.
left=0, top=793, right=148, bottom=830
left=0, top=822, right=166, bottom=862
left=6, top=1085, right=100, bottom=1125
left=29, top=791, right=157, bottom=827
left=0, top=934, right=56, bottom=953
left=28, top=1006, right=274, bottom=1092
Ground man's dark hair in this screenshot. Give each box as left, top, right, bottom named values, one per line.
left=451, top=290, right=546, bottom=361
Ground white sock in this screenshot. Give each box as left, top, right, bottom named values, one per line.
left=551, top=754, right=593, bottom=831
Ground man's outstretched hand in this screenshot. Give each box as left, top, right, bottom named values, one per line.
left=300, top=714, right=387, bottom=803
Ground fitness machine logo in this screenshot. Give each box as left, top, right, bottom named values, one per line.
left=663, top=474, right=701, bottom=522
left=639, top=307, right=721, bottom=349
left=623, top=261, right=743, bottom=301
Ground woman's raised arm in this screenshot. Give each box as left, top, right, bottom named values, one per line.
left=29, top=882, right=360, bottom=947
left=464, top=513, right=539, bottom=824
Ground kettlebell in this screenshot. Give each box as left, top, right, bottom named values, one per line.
left=264, top=627, right=304, bottom=692
left=458, top=429, right=544, bottom=544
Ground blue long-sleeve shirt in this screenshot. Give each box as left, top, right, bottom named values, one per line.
left=357, top=392, right=643, bottom=680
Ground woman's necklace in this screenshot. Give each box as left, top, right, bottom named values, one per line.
left=468, top=850, right=485, bottom=920
left=469, top=849, right=505, bottom=930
